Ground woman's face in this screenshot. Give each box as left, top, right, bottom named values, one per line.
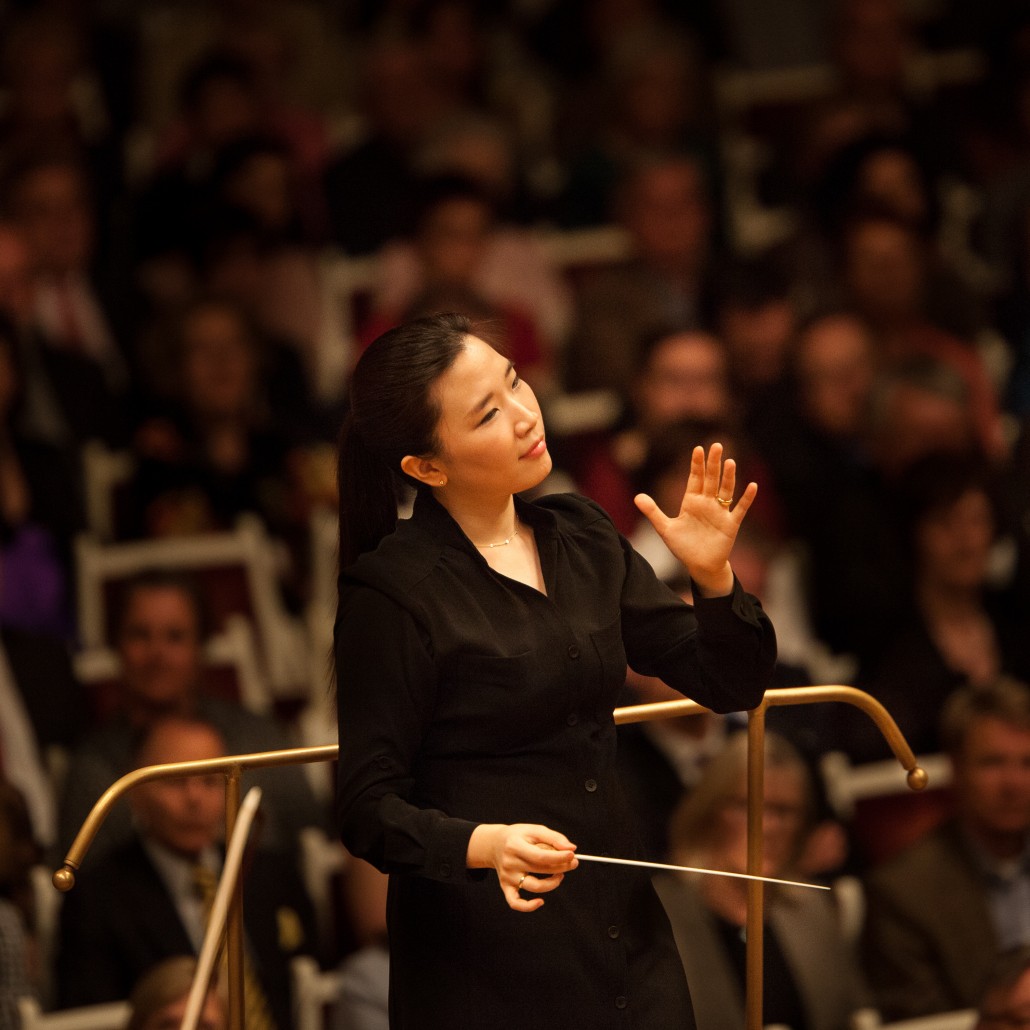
left=916, top=487, right=995, bottom=590
left=421, top=335, right=551, bottom=501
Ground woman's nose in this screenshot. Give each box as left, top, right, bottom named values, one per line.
left=513, top=399, right=539, bottom=431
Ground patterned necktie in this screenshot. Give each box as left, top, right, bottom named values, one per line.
left=192, top=863, right=277, bottom=1030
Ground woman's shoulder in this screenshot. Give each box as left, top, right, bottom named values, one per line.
left=531, top=490, right=615, bottom=529
left=339, top=516, right=444, bottom=603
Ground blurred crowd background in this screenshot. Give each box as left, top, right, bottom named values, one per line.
left=4, top=0, right=1030, bottom=1027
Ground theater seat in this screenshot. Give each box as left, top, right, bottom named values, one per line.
left=820, top=751, right=956, bottom=866
left=75, top=515, right=307, bottom=698
left=17, top=998, right=131, bottom=1030
left=292, top=955, right=345, bottom=1030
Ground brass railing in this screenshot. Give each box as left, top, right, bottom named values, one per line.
left=55, top=686, right=926, bottom=1030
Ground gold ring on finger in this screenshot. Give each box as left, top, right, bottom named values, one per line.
left=517, top=874, right=527, bottom=890
left=716, top=496, right=731, bottom=508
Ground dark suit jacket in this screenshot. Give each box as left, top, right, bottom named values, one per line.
left=56, top=836, right=317, bottom=1029
left=861, top=819, right=998, bottom=1021
left=654, top=872, right=869, bottom=1030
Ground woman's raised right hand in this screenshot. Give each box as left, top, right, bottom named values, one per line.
left=467, top=822, right=578, bottom=912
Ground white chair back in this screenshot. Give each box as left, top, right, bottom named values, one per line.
left=17, top=997, right=130, bottom=1030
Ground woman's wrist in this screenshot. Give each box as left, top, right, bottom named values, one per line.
left=690, top=562, right=734, bottom=598
left=466, top=823, right=502, bottom=869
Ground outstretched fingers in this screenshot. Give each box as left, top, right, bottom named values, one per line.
left=703, top=441, right=725, bottom=497
left=730, top=480, right=759, bottom=520
left=633, top=491, right=669, bottom=533
left=717, top=457, right=738, bottom=507
left=685, top=444, right=707, bottom=496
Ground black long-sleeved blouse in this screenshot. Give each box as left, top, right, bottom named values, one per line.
left=335, top=489, right=776, bottom=1030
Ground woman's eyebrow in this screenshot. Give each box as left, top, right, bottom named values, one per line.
left=467, top=360, right=514, bottom=418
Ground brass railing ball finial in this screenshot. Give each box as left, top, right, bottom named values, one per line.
left=907, top=766, right=929, bottom=791
left=53, top=866, right=76, bottom=892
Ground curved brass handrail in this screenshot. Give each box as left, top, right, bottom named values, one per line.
left=55, top=687, right=927, bottom=1030
left=52, top=744, right=338, bottom=891
left=617, top=685, right=927, bottom=1030
left=614, top=685, right=928, bottom=790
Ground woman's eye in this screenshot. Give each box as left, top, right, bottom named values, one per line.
left=479, top=408, right=498, bottom=426
left=511, top=372, right=521, bottom=390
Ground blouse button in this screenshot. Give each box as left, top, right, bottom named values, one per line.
left=567, top=644, right=580, bottom=659
left=585, top=779, right=598, bottom=793
left=439, top=863, right=452, bottom=878
left=377, top=756, right=391, bottom=769
left=607, top=925, right=620, bottom=939
left=615, top=996, right=627, bottom=1010
left=566, top=713, right=579, bottom=726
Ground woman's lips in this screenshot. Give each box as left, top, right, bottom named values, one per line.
left=522, top=437, right=547, bottom=459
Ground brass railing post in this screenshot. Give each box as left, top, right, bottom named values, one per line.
left=225, top=765, right=244, bottom=1030
left=745, top=702, right=768, bottom=1030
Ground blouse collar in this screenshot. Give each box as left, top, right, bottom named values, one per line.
left=409, top=486, right=556, bottom=561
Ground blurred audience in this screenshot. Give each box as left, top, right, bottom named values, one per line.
left=557, top=27, right=720, bottom=230
left=841, top=452, right=1030, bottom=762
left=57, top=716, right=316, bottom=1028
left=128, top=296, right=308, bottom=542
left=839, top=207, right=1005, bottom=457
left=127, top=956, right=227, bottom=1030
left=362, top=175, right=550, bottom=389
left=0, top=314, right=81, bottom=636
left=323, top=37, right=440, bottom=256
left=333, top=857, right=390, bottom=1030
left=0, top=777, right=40, bottom=1026
left=976, top=946, right=1030, bottom=1030
left=862, top=678, right=1030, bottom=1020
left=574, top=328, right=734, bottom=535
left=2, top=156, right=129, bottom=447
left=654, top=731, right=866, bottom=1030
left=566, top=153, right=715, bottom=393
left=0, top=622, right=83, bottom=852
left=3, top=0, right=1030, bottom=1019
left=58, top=569, right=326, bottom=862
left=378, top=114, right=574, bottom=355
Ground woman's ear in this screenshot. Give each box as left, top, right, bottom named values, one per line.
left=400, top=454, right=446, bottom=488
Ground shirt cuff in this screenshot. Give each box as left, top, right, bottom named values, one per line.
left=425, top=817, right=489, bottom=883
left=690, top=574, right=764, bottom=630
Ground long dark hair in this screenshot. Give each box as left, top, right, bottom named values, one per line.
left=337, top=312, right=470, bottom=567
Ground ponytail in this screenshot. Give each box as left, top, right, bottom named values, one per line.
left=337, top=411, right=403, bottom=568
left=336, top=312, right=471, bottom=568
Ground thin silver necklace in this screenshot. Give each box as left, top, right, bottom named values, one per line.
left=475, top=518, right=521, bottom=549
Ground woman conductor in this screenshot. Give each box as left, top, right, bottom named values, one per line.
left=334, top=313, right=777, bottom=1029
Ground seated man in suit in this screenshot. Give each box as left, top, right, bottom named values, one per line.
left=56, top=715, right=317, bottom=1029
left=57, top=568, right=327, bottom=861
left=862, top=677, right=1030, bottom=1021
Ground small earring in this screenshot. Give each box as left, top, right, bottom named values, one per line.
left=438, top=479, right=446, bottom=486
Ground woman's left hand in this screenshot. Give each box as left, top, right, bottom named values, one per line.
left=634, top=442, right=756, bottom=597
